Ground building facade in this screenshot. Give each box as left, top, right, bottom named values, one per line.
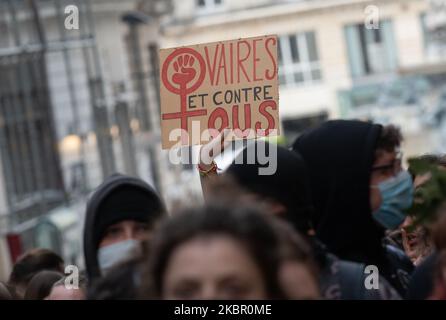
left=0, top=0, right=152, bottom=279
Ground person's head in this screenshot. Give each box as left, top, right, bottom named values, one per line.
left=225, top=141, right=314, bottom=235
left=24, top=270, right=63, bottom=300
left=272, top=219, right=320, bottom=299
left=292, top=120, right=411, bottom=261
left=45, top=276, right=86, bottom=300
left=369, top=125, right=414, bottom=230
left=8, top=248, right=64, bottom=298
left=83, top=174, right=166, bottom=281
left=369, top=125, right=404, bottom=210
left=146, top=204, right=283, bottom=300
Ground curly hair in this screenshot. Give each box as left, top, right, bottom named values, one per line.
left=375, top=124, right=403, bottom=156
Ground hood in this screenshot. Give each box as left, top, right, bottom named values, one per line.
left=292, top=120, right=384, bottom=264
left=226, top=140, right=314, bottom=234
left=83, top=174, right=165, bottom=281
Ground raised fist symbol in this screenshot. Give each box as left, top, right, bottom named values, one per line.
left=172, top=54, right=196, bottom=87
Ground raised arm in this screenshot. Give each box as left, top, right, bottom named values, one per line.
left=198, top=130, right=231, bottom=201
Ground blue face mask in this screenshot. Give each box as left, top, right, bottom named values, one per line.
left=372, top=170, right=414, bottom=230
left=98, top=239, right=141, bottom=275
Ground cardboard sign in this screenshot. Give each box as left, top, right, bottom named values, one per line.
left=159, top=35, right=280, bottom=149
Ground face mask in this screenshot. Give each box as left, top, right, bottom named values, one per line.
left=98, top=239, right=141, bottom=274
left=372, top=170, right=414, bottom=230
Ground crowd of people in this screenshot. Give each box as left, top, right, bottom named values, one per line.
left=1, top=119, right=446, bottom=300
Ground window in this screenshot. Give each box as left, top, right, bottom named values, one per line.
left=344, top=20, right=398, bottom=78
left=282, top=112, right=328, bottom=144
left=278, top=32, right=322, bottom=87
left=420, top=13, right=446, bottom=60
left=197, top=0, right=223, bottom=10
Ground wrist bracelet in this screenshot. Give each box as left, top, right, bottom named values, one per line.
left=198, top=161, right=218, bottom=176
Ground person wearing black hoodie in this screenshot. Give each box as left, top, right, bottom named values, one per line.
left=199, top=138, right=400, bottom=299
left=292, top=120, right=414, bottom=296
left=83, top=174, right=165, bottom=287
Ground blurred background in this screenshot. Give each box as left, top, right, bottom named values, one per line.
left=0, top=0, right=445, bottom=279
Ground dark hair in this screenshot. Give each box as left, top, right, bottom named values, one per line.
left=84, top=174, right=166, bottom=281
left=24, top=270, right=63, bottom=300
left=145, top=204, right=284, bottom=299
left=8, top=248, right=64, bottom=293
left=375, top=124, right=403, bottom=155
left=271, top=219, right=319, bottom=281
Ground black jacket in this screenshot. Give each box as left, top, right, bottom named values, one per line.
left=226, top=139, right=401, bottom=299
left=293, top=120, right=413, bottom=295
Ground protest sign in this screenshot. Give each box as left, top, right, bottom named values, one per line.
left=159, top=35, right=279, bottom=149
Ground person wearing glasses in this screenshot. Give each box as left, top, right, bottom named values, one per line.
left=292, top=120, right=414, bottom=297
